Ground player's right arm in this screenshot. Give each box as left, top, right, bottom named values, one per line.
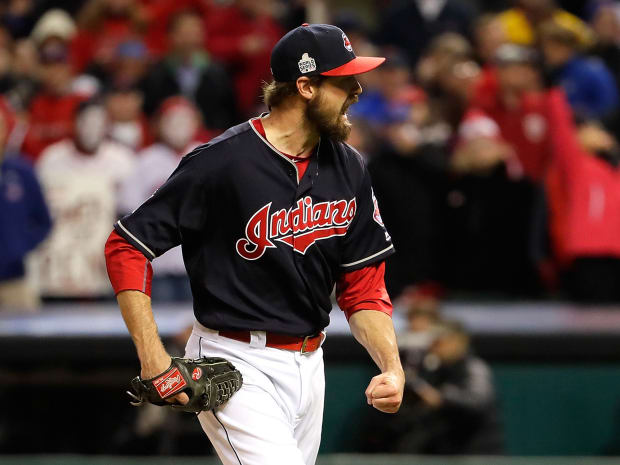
left=106, top=148, right=208, bottom=403
left=105, top=232, right=189, bottom=404
left=116, top=290, right=172, bottom=379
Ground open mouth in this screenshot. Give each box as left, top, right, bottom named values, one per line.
left=341, top=96, right=358, bottom=115
left=341, top=103, right=353, bottom=114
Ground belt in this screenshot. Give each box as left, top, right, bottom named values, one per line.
left=218, top=330, right=324, bottom=354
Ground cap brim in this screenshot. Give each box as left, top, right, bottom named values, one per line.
left=320, top=56, right=386, bottom=76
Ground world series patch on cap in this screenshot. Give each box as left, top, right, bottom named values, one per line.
left=270, top=23, right=386, bottom=82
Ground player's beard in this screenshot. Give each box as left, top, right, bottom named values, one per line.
left=306, top=91, right=356, bottom=143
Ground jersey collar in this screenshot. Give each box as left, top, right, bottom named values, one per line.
left=248, top=114, right=320, bottom=187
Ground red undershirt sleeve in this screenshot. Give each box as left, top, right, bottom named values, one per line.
left=105, top=230, right=153, bottom=297
left=336, top=261, right=393, bottom=320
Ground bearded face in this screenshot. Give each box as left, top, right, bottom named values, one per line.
left=305, top=79, right=360, bottom=143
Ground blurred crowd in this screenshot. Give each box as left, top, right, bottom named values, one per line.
left=2, top=0, right=620, bottom=309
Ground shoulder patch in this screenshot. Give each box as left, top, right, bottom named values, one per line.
left=371, top=188, right=385, bottom=228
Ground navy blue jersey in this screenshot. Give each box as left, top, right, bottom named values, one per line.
left=115, top=119, right=394, bottom=336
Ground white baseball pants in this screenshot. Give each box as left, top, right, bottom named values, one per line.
left=184, top=322, right=325, bottom=465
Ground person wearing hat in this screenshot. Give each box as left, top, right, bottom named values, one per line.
left=539, top=18, right=619, bottom=120
left=105, top=23, right=404, bottom=464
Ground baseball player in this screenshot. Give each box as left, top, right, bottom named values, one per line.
left=105, top=23, right=405, bottom=465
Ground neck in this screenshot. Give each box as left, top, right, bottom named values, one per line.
left=260, top=103, right=319, bottom=158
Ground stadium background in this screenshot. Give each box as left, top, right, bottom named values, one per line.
left=2, top=0, right=620, bottom=463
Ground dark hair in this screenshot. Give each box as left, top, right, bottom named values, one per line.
left=261, top=76, right=325, bottom=109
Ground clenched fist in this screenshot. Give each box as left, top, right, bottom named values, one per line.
left=365, top=370, right=405, bottom=413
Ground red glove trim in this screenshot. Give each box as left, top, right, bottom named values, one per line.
left=105, top=230, right=153, bottom=297
left=336, top=262, right=392, bottom=320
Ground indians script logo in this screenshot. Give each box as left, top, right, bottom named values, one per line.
left=236, top=196, right=357, bottom=260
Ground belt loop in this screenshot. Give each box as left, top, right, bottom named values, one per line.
left=250, top=331, right=267, bottom=348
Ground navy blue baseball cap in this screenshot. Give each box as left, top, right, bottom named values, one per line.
left=270, top=23, right=385, bottom=82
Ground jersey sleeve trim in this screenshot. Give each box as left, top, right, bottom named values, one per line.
left=115, top=220, right=157, bottom=260
left=340, top=244, right=395, bottom=268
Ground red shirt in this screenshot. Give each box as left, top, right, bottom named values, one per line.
left=470, top=76, right=553, bottom=181
left=22, top=93, right=85, bottom=162
left=545, top=89, right=620, bottom=262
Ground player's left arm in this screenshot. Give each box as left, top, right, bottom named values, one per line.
left=337, top=156, right=403, bottom=412
left=337, top=262, right=404, bottom=414
left=349, top=310, right=404, bottom=414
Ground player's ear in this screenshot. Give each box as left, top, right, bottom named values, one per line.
left=296, top=76, right=318, bottom=102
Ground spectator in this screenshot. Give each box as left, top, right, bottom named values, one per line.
left=589, top=1, right=620, bottom=88
left=205, top=0, right=283, bottom=115
left=539, top=18, right=619, bottom=120
left=544, top=90, right=620, bottom=302
left=71, top=0, right=147, bottom=74
left=104, top=83, right=152, bottom=151
left=140, top=0, right=212, bottom=56
left=21, top=36, right=87, bottom=162
left=0, top=100, right=51, bottom=310
left=497, top=0, right=594, bottom=47
left=397, top=282, right=443, bottom=354
left=366, top=320, right=504, bottom=455
left=142, top=8, right=238, bottom=131
left=469, top=44, right=548, bottom=181
left=21, top=10, right=99, bottom=161
left=367, top=84, right=450, bottom=297
left=33, top=100, right=135, bottom=298
left=32, top=9, right=100, bottom=99
left=1, top=32, right=39, bottom=112
left=87, top=37, right=150, bottom=90
left=437, top=49, right=543, bottom=295
left=30, top=8, right=76, bottom=46
left=588, top=1, right=620, bottom=141
left=377, top=0, right=476, bottom=66
left=118, top=97, right=207, bottom=302
left=414, top=33, right=474, bottom=130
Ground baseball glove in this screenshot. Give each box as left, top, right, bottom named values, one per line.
left=127, top=357, right=243, bottom=413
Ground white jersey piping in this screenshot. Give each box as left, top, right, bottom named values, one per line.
left=340, top=244, right=395, bottom=268
left=116, top=220, right=156, bottom=259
